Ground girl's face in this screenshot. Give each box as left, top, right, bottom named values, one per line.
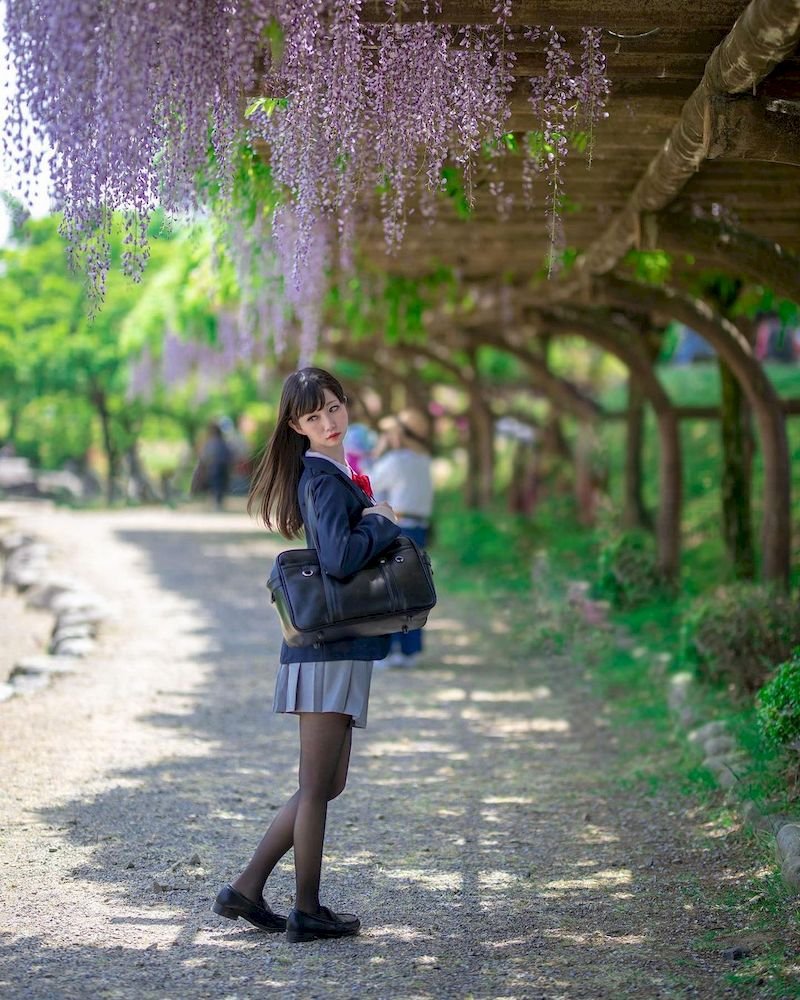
left=290, top=389, right=349, bottom=458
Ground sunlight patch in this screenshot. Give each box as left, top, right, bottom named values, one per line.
left=544, top=868, right=632, bottom=890
left=472, top=687, right=552, bottom=702
left=432, top=687, right=468, bottom=702
left=479, top=870, right=522, bottom=889
left=441, top=653, right=484, bottom=665
left=368, top=739, right=457, bottom=755
left=386, top=868, right=463, bottom=891
left=486, top=717, right=570, bottom=735
left=482, top=796, right=534, bottom=805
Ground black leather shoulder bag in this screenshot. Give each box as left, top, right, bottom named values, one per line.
left=267, top=477, right=437, bottom=648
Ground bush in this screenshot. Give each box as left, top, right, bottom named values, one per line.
left=681, top=585, right=800, bottom=693
left=757, top=649, right=800, bottom=750
left=596, top=531, right=661, bottom=608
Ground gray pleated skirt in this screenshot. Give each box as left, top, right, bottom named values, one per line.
left=272, top=660, right=373, bottom=729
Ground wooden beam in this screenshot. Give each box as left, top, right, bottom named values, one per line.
left=578, top=0, right=800, bottom=276
left=707, top=95, right=800, bottom=165
left=650, top=211, right=800, bottom=302
left=360, top=1, right=750, bottom=31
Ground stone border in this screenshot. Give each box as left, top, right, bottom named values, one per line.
left=1, top=527, right=113, bottom=701
left=668, top=671, right=800, bottom=892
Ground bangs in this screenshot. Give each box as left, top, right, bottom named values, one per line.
left=287, top=368, right=346, bottom=420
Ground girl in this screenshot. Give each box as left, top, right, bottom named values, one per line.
left=213, top=367, right=400, bottom=943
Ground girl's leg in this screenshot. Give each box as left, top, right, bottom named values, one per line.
left=231, top=715, right=353, bottom=903
left=293, top=711, right=352, bottom=914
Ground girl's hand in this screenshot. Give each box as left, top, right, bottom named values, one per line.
left=361, top=502, right=398, bottom=524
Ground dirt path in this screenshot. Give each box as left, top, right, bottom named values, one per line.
left=0, top=504, right=791, bottom=999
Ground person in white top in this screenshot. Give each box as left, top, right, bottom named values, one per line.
left=369, top=408, right=434, bottom=669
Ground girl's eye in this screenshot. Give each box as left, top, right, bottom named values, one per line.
left=329, top=405, right=339, bottom=413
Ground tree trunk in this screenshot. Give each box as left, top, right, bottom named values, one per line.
left=465, top=391, right=494, bottom=509
left=125, top=443, right=161, bottom=503
left=543, top=312, right=683, bottom=584
left=574, top=423, right=599, bottom=527
left=622, top=377, right=652, bottom=530
left=92, top=389, right=120, bottom=503
left=541, top=415, right=571, bottom=461
left=719, top=360, right=756, bottom=578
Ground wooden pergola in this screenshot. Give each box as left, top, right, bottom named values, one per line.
left=323, top=0, right=800, bottom=587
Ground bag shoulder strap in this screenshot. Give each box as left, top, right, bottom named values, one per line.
left=303, top=469, right=372, bottom=552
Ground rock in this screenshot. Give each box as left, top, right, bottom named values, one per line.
left=781, top=855, right=800, bottom=891
left=0, top=457, right=36, bottom=490
left=0, top=531, right=36, bottom=554
left=3, top=548, right=51, bottom=588
left=52, top=637, right=96, bottom=657
left=125, top=862, right=135, bottom=870
left=687, top=720, right=729, bottom=744
left=721, top=946, right=749, bottom=961
left=26, top=578, right=83, bottom=610
left=188, top=852, right=201, bottom=866
left=55, top=611, right=99, bottom=633
left=11, top=656, right=79, bottom=677
left=702, top=754, right=746, bottom=791
left=741, top=799, right=773, bottom=833
left=667, top=672, right=694, bottom=710
left=776, top=823, right=800, bottom=862
left=151, top=880, right=167, bottom=892
left=716, top=766, right=740, bottom=791
left=703, top=735, right=737, bottom=757
left=9, top=672, right=52, bottom=695
left=50, top=624, right=95, bottom=648
left=49, top=591, right=107, bottom=614
left=48, top=594, right=112, bottom=623
left=36, top=470, right=85, bottom=500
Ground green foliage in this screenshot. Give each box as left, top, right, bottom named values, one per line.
left=756, top=648, right=800, bottom=750
left=681, top=584, right=800, bottom=693
left=439, top=166, right=471, bottom=219
left=14, top=395, right=94, bottom=468
left=596, top=531, right=662, bottom=608
left=624, top=249, right=672, bottom=285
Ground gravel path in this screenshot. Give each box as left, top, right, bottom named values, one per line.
left=0, top=504, right=793, bottom=999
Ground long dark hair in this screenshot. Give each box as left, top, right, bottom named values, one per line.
left=248, top=367, right=347, bottom=538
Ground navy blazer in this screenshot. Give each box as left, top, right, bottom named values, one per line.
left=279, top=454, right=402, bottom=663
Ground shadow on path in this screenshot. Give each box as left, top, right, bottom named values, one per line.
left=1, top=517, right=766, bottom=999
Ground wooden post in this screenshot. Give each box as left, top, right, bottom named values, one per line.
left=600, top=276, right=791, bottom=587
left=623, top=376, right=652, bottom=530
left=719, top=361, right=756, bottom=578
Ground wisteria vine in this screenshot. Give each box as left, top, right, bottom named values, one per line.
left=2, top=1, right=610, bottom=345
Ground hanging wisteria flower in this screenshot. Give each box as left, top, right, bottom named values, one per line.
left=2, top=1, right=611, bottom=350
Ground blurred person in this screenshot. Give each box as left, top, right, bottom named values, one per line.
left=197, top=421, right=233, bottom=510
left=370, top=408, right=434, bottom=669
left=344, top=422, right=377, bottom=476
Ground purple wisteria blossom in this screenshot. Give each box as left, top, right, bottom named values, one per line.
left=2, top=1, right=611, bottom=352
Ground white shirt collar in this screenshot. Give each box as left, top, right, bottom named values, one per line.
left=305, top=451, right=354, bottom=479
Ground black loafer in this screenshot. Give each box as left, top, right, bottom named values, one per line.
left=212, top=884, right=287, bottom=933
left=286, top=905, right=360, bottom=943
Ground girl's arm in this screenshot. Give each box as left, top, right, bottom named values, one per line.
left=308, top=475, right=401, bottom=579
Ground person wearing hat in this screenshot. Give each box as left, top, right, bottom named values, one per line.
left=370, top=408, right=434, bottom=669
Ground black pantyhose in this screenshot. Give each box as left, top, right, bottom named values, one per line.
left=232, top=713, right=352, bottom=914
